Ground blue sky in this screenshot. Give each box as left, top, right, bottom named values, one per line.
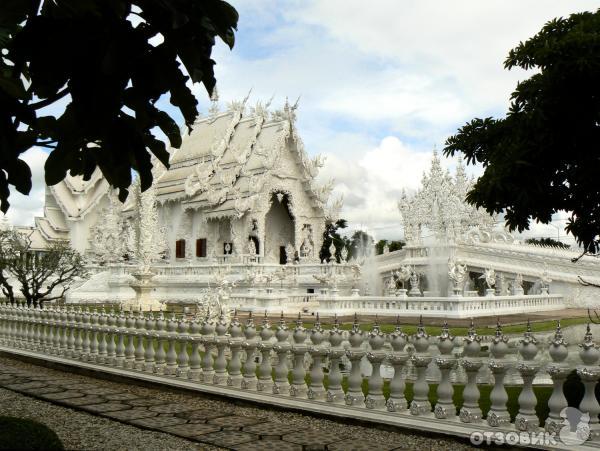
left=10, top=0, right=597, bottom=245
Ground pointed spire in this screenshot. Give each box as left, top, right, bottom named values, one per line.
left=332, top=313, right=340, bottom=332
left=209, top=85, right=220, bottom=116
left=351, top=312, right=360, bottom=333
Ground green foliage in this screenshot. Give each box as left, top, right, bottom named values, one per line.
left=525, top=237, right=570, bottom=249
left=319, top=219, right=350, bottom=262
left=375, top=239, right=405, bottom=255
left=0, top=416, right=64, bottom=450
left=344, top=229, right=374, bottom=261
left=0, top=229, right=87, bottom=307
left=0, top=0, right=237, bottom=209
left=444, top=9, right=600, bottom=253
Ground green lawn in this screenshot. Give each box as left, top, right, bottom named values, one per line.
left=301, top=316, right=588, bottom=336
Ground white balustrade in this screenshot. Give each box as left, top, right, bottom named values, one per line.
left=2, top=301, right=600, bottom=449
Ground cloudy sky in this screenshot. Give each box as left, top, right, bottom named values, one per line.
left=10, top=0, right=596, bottom=245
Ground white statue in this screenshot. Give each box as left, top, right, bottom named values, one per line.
left=134, top=182, right=166, bottom=273
left=408, top=268, right=421, bottom=297
left=247, top=239, right=257, bottom=256
left=540, top=264, right=552, bottom=293
left=447, top=258, right=467, bottom=295
left=328, top=242, right=337, bottom=262
left=385, top=277, right=396, bottom=295
left=393, top=265, right=412, bottom=289
left=481, top=268, right=496, bottom=289
left=285, top=243, right=296, bottom=264
left=340, top=245, right=349, bottom=263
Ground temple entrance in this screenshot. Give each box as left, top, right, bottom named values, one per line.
left=279, top=246, right=287, bottom=264
left=264, top=192, right=295, bottom=263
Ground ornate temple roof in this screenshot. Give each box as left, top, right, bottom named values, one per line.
left=151, top=97, right=332, bottom=219
left=398, top=151, right=497, bottom=243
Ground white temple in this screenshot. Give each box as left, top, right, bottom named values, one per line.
left=375, top=151, right=600, bottom=309
left=34, top=97, right=340, bottom=265
left=13, top=102, right=600, bottom=315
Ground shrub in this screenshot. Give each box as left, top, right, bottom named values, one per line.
left=0, top=417, right=64, bottom=450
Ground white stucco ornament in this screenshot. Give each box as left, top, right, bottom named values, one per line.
left=481, top=268, right=496, bottom=289
left=398, top=152, right=498, bottom=244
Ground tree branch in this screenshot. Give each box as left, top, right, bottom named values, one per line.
left=28, top=87, right=69, bottom=110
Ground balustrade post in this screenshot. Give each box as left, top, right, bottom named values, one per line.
left=114, top=310, right=127, bottom=368
left=20, top=305, right=28, bottom=349
left=459, top=320, right=483, bottom=423
left=28, top=305, right=37, bottom=349
left=65, top=307, right=75, bottom=357
left=410, top=316, right=432, bottom=415
left=290, top=313, right=308, bottom=397
left=58, top=306, right=68, bottom=355
left=487, top=320, right=512, bottom=427
left=578, top=324, right=600, bottom=440
left=47, top=307, right=57, bottom=353
left=386, top=317, right=408, bottom=412
left=345, top=314, right=366, bottom=406
left=153, top=311, right=167, bottom=374
left=12, top=303, right=20, bottom=347
left=326, top=315, right=345, bottom=403
left=14, top=303, right=21, bottom=346
left=515, top=320, right=540, bottom=432
left=140, top=311, right=155, bottom=372
left=2, top=302, right=10, bottom=344
left=164, top=313, right=179, bottom=376
left=273, top=313, right=291, bottom=395
left=6, top=303, right=14, bottom=347
left=97, top=309, right=108, bottom=363
left=176, top=315, right=190, bottom=377
left=257, top=312, right=274, bottom=392
left=308, top=314, right=327, bottom=401
left=213, top=310, right=229, bottom=385
left=200, top=311, right=216, bottom=383
left=365, top=318, right=387, bottom=410
left=227, top=311, right=243, bottom=387
left=241, top=313, right=258, bottom=390
left=89, top=310, right=100, bottom=362
left=73, top=307, right=83, bottom=359
left=434, top=321, right=456, bottom=419
left=105, top=309, right=117, bottom=365
left=187, top=314, right=202, bottom=381
left=124, top=330, right=137, bottom=370
left=133, top=310, right=147, bottom=370
left=80, top=309, right=91, bottom=361
left=51, top=307, right=61, bottom=352
left=545, top=321, right=570, bottom=435
left=33, top=307, right=44, bottom=351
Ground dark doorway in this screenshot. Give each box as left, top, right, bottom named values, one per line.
left=279, top=246, right=287, bottom=264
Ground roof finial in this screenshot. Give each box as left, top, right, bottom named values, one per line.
left=209, top=85, right=220, bottom=116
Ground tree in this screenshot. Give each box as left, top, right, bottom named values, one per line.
left=319, top=219, right=350, bottom=262
left=348, top=230, right=375, bottom=260
left=444, top=9, right=600, bottom=255
left=375, top=239, right=405, bottom=255
left=0, top=229, right=87, bottom=307
left=0, top=0, right=238, bottom=211
left=525, top=237, right=570, bottom=249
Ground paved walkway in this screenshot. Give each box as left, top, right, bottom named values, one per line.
left=0, top=355, right=476, bottom=451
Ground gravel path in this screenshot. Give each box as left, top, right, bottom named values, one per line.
left=0, top=355, right=476, bottom=451
left=0, top=388, right=217, bottom=450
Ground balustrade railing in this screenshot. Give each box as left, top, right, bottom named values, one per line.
left=0, top=302, right=596, bottom=449
left=319, top=294, right=565, bottom=318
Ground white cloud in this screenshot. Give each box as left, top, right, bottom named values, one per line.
left=317, top=137, right=470, bottom=240
left=5, top=148, right=48, bottom=227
